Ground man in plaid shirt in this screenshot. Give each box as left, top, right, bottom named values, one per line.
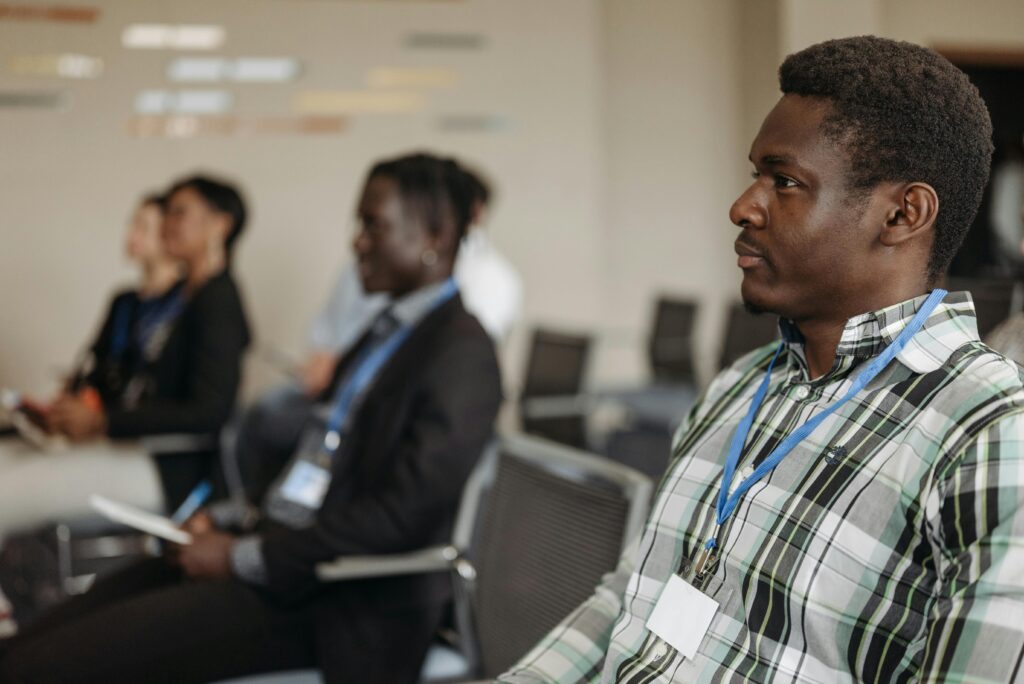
left=500, top=36, right=1024, bottom=683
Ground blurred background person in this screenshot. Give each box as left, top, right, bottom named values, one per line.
left=0, top=152, right=503, bottom=684
left=985, top=185, right=1024, bottom=365
left=229, top=165, right=521, bottom=502
left=0, top=175, right=252, bottom=540
left=0, top=192, right=179, bottom=635
left=64, top=192, right=182, bottom=418
left=302, top=165, right=521, bottom=396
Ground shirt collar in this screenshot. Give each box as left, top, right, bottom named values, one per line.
left=388, top=279, right=454, bottom=329
left=779, top=290, right=979, bottom=375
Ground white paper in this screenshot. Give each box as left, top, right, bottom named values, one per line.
left=646, top=574, right=719, bottom=660
left=89, top=494, right=192, bottom=545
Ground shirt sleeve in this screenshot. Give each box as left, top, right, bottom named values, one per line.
left=308, top=269, right=353, bottom=352
left=455, top=242, right=523, bottom=344
left=918, top=413, right=1024, bottom=683
left=497, top=538, right=638, bottom=684
left=230, top=535, right=269, bottom=585
left=308, top=265, right=389, bottom=354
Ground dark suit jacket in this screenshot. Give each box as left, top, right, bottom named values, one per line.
left=90, top=271, right=251, bottom=508
left=100, top=270, right=251, bottom=438
left=257, top=294, right=503, bottom=615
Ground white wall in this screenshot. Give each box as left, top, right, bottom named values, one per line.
left=881, top=0, right=1024, bottom=47
left=0, top=0, right=608, bottom=401
left=780, top=0, right=881, bottom=55
left=1, top=0, right=1017, bottom=411
left=598, top=0, right=747, bottom=387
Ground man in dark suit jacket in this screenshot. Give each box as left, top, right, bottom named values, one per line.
left=0, top=153, right=503, bottom=683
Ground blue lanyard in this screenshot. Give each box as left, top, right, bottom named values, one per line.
left=110, top=298, right=134, bottom=357
left=706, top=289, right=947, bottom=552
left=135, top=288, right=185, bottom=349
left=321, top=277, right=458, bottom=454
left=110, top=287, right=185, bottom=358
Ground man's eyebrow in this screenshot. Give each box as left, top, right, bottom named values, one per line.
left=754, top=154, right=792, bottom=166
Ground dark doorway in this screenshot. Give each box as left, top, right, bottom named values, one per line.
left=937, top=47, right=1024, bottom=279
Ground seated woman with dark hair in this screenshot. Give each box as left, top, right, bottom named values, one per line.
left=0, top=153, right=503, bottom=684
left=67, top=192, right=183, bottom=412
left=0, top=175, right=252, bottom=536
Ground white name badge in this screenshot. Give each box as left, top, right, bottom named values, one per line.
left=646, top=574, right=720, bottom=660
left=280, top=461, right=332, bottom=509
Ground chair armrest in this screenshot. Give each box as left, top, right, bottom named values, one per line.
left=520, top=395, right=593, bottom=419
left=315, top=545, right=459, bottom=581
left=140, top=433, right=217, bottom=453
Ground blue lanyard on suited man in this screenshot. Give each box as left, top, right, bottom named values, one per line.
left=267, top=278, right=460, bottom=524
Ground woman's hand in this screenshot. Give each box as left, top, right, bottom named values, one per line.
left=181, top=509, right=214, bottom=535
left=48, top=395, right=106, bottom=441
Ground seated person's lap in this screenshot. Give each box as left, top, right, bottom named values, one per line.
left=0, top=437, right=162, bottom=538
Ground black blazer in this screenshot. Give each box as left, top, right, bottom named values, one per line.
left=82, top=285, right=182, bottom=409
left=98, top=270, right=251, bottom=438
left=257, top=294, right=503, bottom=612
left=85, top=271, right=250, bottom=508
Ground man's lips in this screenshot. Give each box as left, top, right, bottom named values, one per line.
left=734, top=240, right=767, bottom=269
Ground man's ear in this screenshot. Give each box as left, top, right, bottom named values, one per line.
left=430, top=225, right=458, bottom=264
left=879, top=181, right=938, bottom=247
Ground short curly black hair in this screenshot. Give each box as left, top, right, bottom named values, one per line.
left=779, top=36, right=993, bottom=282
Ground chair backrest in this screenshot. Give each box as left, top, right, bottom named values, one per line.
left=946, top=277, right=1016, bottom=338
left=648, top=297, right=697, bottom=384
left=519, top=329, right=593, bottom=448
left=603, top=424, right=675, bottom=481
left=718, top=301, right=779, bottom=370
left=453, top=435, right=651, bottom=678
left=521, top=328, right=592, bottom=398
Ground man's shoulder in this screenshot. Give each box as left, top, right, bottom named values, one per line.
left=412, top=297, right=499, bottom=368
left=935, top=341, right=1024, bottom=420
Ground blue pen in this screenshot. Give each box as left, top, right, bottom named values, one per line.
left=171, top=480, right=212, bottom=525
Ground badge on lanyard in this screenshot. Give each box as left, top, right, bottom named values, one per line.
left=646, top=574, right=720, bottom=660
left=279, top=460, right=333, bottom=509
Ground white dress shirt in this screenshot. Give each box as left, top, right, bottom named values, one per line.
left=308, top=230, right=522, bottom=353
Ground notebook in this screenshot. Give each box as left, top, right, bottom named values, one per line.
left=89, top=494, right=193, bottom=545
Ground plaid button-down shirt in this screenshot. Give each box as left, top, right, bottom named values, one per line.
left=500, top=292, right=1024, bottom=683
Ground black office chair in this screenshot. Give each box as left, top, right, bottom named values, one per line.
left=946, top=277, right=1016, bottom=338
left=718, top=301, right=780, bottom=370
left=216, top=434, right=653, bottom=684
left=647, top=297, right=698, bottom=385
left=603, top=424, right=675, bottom=483
left=518, top=328, right=592, bottom=449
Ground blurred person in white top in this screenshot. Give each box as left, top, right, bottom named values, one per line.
left=301, top=165, right=521, bottom=396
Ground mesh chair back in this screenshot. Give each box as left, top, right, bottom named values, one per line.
left=521, top=328, right=591, bottom=398
left=946, top=277, right=1015, bottom=338
left=469, top=440, right=647, bottom=677
left=520, top=329, right=592, bottom=448
left=648, top=297, right=697, bottom=384
left=604, top=425, right=674, bottom=481
left=719, top=301, right=779, bottom=370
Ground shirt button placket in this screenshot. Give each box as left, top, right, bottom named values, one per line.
left=793, top=385, right=811, bottom=400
